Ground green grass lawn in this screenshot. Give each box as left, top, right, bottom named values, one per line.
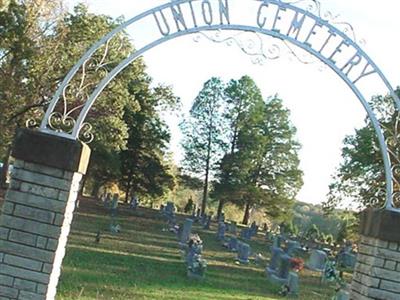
left=56, top=198, right=347, bottom=300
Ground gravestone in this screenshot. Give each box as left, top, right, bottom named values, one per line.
left=203, top=215, right=211, bottom=230
left=240, top=228, right=252, bottom=240
left=306, top=249, right=327, bottom=272
left=201, top=214, right=207, bottom=226
left=339, top=252, right=356, bottom=268
left=217, top=222, right=226, bottom=241
left=228, top=236, right=238, bottom=252
left=249, top=221, right=258, bottom=237
left=286, top=240, right=301, bottom=256
left=268, top=252, right=291, bottom=285
left=191, top=205, right=196, bottom=218
left=277, top=253, right=291, bottom=280
left=180, top=218, right=193, bottom=246
left=237, top=241, right=251, bottom=264
left=335, top=289, right=350, bottom=300
left=228, top=221, right=237, bottom=235
left=104, top=193, right=112, bottom=208
left=164, top=201, right=177, bottom=229
left=271, top=234, right=283, bottom=250
left=218, top=212, right=225, bottom=223
left=266, top=247, right=285, bottom=276
left=165, top=202, right=175, bottom=216
left=287, top=271, right=299, bottom=296
left=110, top=193, right=119, bottom=219
left=186, top=235, right=206, bottom=280
left=129, top=194, right=139, bottom=210
left=195, top=208, right=201, bottom=221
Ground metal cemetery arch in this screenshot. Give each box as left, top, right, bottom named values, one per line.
left=39, top=0, right=400, bottom=210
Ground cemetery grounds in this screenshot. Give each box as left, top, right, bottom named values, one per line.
left=0, top=193, right=352, bottom=299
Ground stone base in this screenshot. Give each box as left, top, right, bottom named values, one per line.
left=265, top=267, right=277, bottom=277
left=267, top=274, right=288, bottom=286
left=187, top=270, right=204, bottom=280
left=237, top=258, right=249, bottom=264
left=305, top=264, right=324, bottom=273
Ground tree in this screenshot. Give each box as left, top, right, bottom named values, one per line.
left=213, top=75, right=264, bottom=219
left=0, top=0, right=65, bottom=186
left=0, top=3, right=170, bottom=193
left=180, top=77, right=227, bottom=215
left=215, top=90, right=303, bottom=224
left=118, top=79, right=178, bottom=202
left=324, top=91, right=400, bottom=211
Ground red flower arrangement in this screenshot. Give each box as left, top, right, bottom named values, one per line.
left=289, top=257, right=304, bottom=272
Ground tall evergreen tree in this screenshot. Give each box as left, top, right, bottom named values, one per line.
left=180, top=77, right=227, bottom=215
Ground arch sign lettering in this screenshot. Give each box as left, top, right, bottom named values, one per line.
left=37, top=0, right=400, bottom=210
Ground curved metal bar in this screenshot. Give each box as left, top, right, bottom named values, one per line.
left=40, top=0, right=399, bottom=210
left=40, top=0, right=400, bottom=131
left=72, top=23, right=396, bottom=210
left=39, top=1, right=178, bottom=130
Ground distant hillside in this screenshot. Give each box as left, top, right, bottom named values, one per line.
left=292, top=201, right=344, bottom=239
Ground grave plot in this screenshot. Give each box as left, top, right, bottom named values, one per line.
left=53, top=196, right=352, bottom=300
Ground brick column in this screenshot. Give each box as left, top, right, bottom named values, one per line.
left=0, top=129, right=90, bottom=300
left=350, top=208, right=400, bottom=300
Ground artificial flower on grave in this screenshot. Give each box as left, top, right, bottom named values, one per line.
left=289, top=257, right=304, bottom=272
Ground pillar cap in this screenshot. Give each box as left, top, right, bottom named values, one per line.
left=12, top=129, right=91, bottom=174
left=359, top=208, right=400, bottom=242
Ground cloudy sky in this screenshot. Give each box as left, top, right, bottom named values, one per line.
left=66, top=0, right=400, bottom=205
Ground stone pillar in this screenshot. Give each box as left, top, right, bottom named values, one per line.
left=350, top=208, right=400, bottom=300
left=0, top=129, right=90, bottom=300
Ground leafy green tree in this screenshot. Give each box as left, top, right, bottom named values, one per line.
left=226, top=95, right=303, bottom=224
left=305, top=224, right=320, bottom=241
left=0, top=3, right=168, bottom=192
left=180, top=77, right=227, bottom=215
left=213, top=75, right=264, bottom=219
left=0, top=0, right=65, bottom=185
left=324, top=91, right=400, bottom=211
left=118, top=79, right=178, bottom=202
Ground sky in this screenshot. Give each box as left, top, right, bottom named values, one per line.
left=66, top=0, right=400, bottom=205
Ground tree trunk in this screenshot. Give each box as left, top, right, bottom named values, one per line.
left=201, top=170, right=209, bottom=216
left=125, top=184, right=131, bottom=204
left=91, top=179, right=102, bottom=199
left=217, top=198, right=225, bottom=220
left=242, top=201, right=251, bottom=225
left=0, top=146, right=12, bottom=189
left=201, top=115, right=213, bottom=216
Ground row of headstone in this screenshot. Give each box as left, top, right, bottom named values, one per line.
left=238, top=222, right=259, bottom=241
left=240, top=228, right=252, bottom=240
